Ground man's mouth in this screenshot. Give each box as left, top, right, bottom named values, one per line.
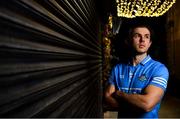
left=139, top=45, right=145, bottom=48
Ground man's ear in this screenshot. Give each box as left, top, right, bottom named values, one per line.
left=150, top=40, right=152, bottom=46
left=148, top=41, right=152, bottom=49
left=124, top=38, right=132, bottom=48
left=124, top=39, right=128, bottom=46
left=124, top=38, right=131, bottom=48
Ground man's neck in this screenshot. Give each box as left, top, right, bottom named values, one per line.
left=132, top=53, right=147, bottom=66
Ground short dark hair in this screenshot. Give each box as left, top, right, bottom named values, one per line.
left=128, top=24, right=154, bottom=41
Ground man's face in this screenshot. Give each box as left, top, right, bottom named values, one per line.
left=131, top=27, right=152, bottom=54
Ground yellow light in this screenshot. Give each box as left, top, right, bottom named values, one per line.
left=116, top=0, right=176, bottom=18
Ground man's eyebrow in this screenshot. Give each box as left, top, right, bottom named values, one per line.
left=133, top=33, right=150, bottom=35
left=133, top=33, right=140, bottom=34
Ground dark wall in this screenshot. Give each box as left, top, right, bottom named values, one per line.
left=0, top=0, right=102, bottom=117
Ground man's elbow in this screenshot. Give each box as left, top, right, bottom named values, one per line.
left=143, top=102, right=154, bottom=112
left=105, top=92, right=111, bottom=102
left=105, top=92, right=110, bottom=98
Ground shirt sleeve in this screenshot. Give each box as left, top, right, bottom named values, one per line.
left=149, top=64, right=169, bottom=91
left=108, top=66, right=116, bottom=85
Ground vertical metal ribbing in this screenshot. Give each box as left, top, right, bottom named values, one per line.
left=0, top=0, right=102, bottom=117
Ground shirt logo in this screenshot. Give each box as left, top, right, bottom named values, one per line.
left=138, top=75, right=147, bottom=81
left=120, top=75, right=124, bottom=79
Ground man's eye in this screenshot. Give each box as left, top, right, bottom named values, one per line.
left=133, top=34, right=140, bottom=38
left=145, top=35, right=150, bottom=39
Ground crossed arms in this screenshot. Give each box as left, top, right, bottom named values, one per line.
left=105, top=84, right=164, bottom=112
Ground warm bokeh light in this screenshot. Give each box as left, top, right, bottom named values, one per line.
left=116, top=0, right=176, bottom=18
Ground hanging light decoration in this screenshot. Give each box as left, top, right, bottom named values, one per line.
left=116, top=0, right=176, bottom=18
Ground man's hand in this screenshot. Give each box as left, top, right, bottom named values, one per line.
left=114, top=85, right=164, bottom=112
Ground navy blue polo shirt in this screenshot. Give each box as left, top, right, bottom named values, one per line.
left=108, top=55, right=169, bottom=118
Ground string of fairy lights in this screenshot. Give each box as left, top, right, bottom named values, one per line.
left=116, top=0, right=176, bottom=18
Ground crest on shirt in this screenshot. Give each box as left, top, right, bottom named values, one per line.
left=120, top=75, right=124, bottom=79
left=138, top=74, right=147, bottom=81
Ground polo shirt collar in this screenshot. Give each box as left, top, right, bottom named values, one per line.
left=140, top=55, right=151, bottom=65
left=128, top=55, right=151, bottom=66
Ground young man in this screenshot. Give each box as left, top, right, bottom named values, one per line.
left=105, top=24, right=169, bottom=118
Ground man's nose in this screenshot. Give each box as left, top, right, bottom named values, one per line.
left=140, top=36, right=145, bottom=42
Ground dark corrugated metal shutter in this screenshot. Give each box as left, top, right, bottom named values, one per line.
left=0, top=0, right=102, bottom=117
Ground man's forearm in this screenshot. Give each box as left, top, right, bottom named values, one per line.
left=105, top=95, right=119, bottom=109
left=115, top=91, right=153, bottom=112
